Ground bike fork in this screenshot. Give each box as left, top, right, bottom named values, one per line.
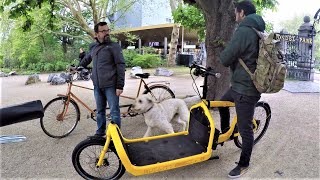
left=96, top=130, right=111, bottom=168
left=57, top=98, right=70, bottom=121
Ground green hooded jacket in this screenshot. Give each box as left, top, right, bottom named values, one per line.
left=219, top=14, right=265, bottom=96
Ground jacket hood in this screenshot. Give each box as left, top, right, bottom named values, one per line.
left=239, top=14, right=265, bottom=31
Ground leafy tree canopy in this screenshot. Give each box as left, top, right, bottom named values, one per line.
left=173, top=0, right=278, bottom=41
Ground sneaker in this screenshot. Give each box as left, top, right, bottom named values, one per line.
left=228, top=165, right=249, bottom=179
left=88, top=134, right=105, bottom=139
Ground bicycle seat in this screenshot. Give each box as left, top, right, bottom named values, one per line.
left=135, top=73, right=150, bottom=79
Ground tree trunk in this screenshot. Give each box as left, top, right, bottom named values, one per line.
left=168, top=24, right=180, bottom=66
left=167, top=0, right=184, bottom=66
left=196, top=0, right=236, bottom=100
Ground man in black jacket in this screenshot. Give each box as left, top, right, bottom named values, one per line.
left=80, top=22, right=125, bottom=136
left=219, top=1, right=265, bottom=178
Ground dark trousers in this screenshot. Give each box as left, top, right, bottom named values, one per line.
left=219, top=88, right=260, bottom=167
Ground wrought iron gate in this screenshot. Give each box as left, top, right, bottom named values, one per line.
left=275, top=33, right=315, bottom=81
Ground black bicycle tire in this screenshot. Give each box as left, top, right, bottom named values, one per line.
left=142, top=85, right=175, bottom=101
left=72, top=138, right=125, bottom=180
left=82, top=75, right=91, bottom=81
left=40, top=97, right=80, bottom=138
left=234, top=101, right=271, bottom=148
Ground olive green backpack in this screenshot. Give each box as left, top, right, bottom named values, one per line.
left=239, top=28, right=287, bottom=93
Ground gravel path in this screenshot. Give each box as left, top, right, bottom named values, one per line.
left=1, top=73, right=319, bottom=179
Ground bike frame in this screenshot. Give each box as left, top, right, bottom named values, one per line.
left=56, top=77, right=171, bottom=120
left=57, top=82, right=95, bottom=120
left=97, top=102, right=215, bottom=176
left=95, top=99, right=259, bottom=176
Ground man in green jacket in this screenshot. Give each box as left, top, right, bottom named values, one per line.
left=219, top=1, right=265, bottom=178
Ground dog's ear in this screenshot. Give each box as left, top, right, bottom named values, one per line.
left=147, top=97, right=153, bottom=104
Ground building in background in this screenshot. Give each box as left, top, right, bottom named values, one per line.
left=114, top=0, right=172, bottom=29
left=111, top=0, right=203, bottom=65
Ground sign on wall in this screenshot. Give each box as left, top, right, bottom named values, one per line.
left=149, top=42, right=160, bottom=47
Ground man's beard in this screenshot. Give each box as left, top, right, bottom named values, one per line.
left=103, top=35, right=112, bottom=44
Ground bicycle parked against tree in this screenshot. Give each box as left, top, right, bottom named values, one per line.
left=71, top=63, right=271, bottom=179
left=41, top=72, right=175, bottom=138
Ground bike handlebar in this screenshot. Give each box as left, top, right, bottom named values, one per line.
left=189, top=63, right=221, bottom=78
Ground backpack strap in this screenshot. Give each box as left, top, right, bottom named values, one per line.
left=251, top=27, right=264, bottom=39
left=239, top=58, right=254, bottom=80
left=238, top=27, right=263, bottom=80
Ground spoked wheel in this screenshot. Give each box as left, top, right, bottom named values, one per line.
left=82, top=74, right=91, bottom=81
left=40, top=97, right=80, bottom=138
left=72, top=137, right=125, bottom=180
left=234, top=101, right=271, bottom=148
left=143, top=85, right=175, bottom=102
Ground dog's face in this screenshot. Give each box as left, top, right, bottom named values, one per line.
left=131, top=94, right=154, bottom=113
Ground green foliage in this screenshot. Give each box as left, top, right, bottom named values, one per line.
left=0, top=0, right=55, bottom=31
left=20, top=70, right=41, bottom=75
left=140, top=46, right=158, bottom=54
left=173, top=0, right=278, bottom=41
left=0, top=68, right=11, bottom=73
left=43, top=63, right=55, bottom=72
left=132, top=54, right=162, bottom=68
left=173, top=5, right=205, bottom=41
left=123, top=47, right=159, bottom=67
left=123, top=49, right=138, bottom=67
left=54, top=61, right=69, bottom=71
left=124, top=32, right=140, bottom=45
left=0, top=59, right=3, bottom=68
left=252, top=0, right=278, bottom=15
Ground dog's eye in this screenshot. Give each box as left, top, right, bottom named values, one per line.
left=139, top=100, right=142, bottom=103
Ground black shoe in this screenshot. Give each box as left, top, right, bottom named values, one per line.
left=88, top=134, right=105, bottom=139
left=228, top=165, right=249, bottom=179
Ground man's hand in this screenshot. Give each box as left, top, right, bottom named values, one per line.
left=116, top=89, right=123, bottom=96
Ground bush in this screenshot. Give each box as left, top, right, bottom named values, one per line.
left=34, top=62, right=45, bottom=71
left=123, top=49, right=138, bottom=67
left=43, top=63, right=55, bottom=72
left=140, top=46, right=157, bottom=54
left=27, top=63, right=36, bottom=71
left=132, top=54, right=162, bottom=68
left=55, top=61, right=69, bottom=71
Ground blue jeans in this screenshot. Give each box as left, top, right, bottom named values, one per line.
left=94, top=86, right=121, bottom=135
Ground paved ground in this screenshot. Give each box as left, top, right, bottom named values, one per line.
left=0, top=72, right=319, bottom=179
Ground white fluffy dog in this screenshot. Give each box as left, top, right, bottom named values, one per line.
left=132, top=94, right=189, bottom=137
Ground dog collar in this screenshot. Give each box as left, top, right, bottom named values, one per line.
left=143, top=105, right=154, bottom=115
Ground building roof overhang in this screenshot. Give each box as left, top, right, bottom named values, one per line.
left=112, top=23, right=199, bottom=43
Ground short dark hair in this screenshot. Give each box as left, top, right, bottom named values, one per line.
left=235, top=1, right=256, bottom=16
left=94, top=22, right=108, bottom=33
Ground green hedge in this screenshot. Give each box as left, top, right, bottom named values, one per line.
left=132, top=54, right=162, bottom=68
left=123, top=49, right=138, bottom=67
left=43, top=63, right=55, bottom=72
left=55, top=61, right=69, bottom=71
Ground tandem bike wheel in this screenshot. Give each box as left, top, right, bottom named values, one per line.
left=234, top=101, right=271, bottom=148
left=40, top=97, right=80, bottom=138
left=72, top=137, right=125, bottom=180
left=143, top=85, right=175, bottom=102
